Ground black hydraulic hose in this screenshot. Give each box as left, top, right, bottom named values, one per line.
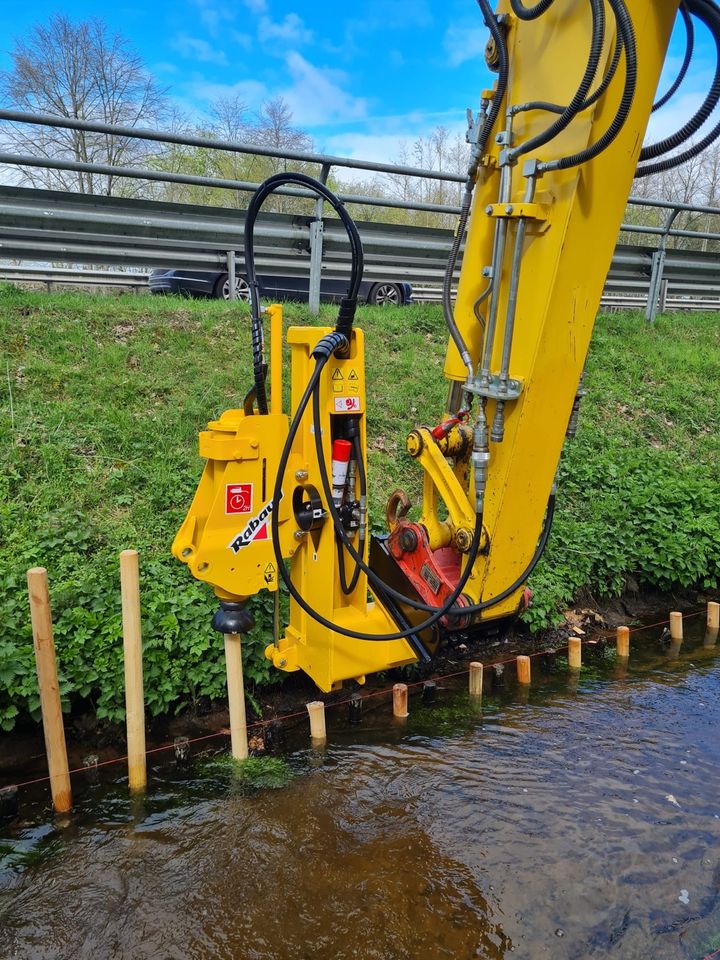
left=511, top=0, right=606, bottom=162
left=637, top=0, right=720, bottom=175
left=309, top=370, right=556, bottom=618
left=640, top=0, right=720, bottom=162
left=540, top=0, right=637, bottom=172
left=243, top=172, right=365, bottom=414
left=652, top=3, right=694, bottom=113
left=337, top=434, right=366, bottom=596
left=510, top=0, right=556, bottom=18
left=270, top=350, right=485, bottom=642
left=519, top=27, right=623, bottom=117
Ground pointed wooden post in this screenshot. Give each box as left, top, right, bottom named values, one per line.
left=27, top=568, right=72, bottom=813
left=306, top=700, right=326, bottom=742
left=225, top=633, right=249, bottom=759
left=120, top=550, right=147, bottom=793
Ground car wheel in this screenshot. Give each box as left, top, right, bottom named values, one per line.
left=216, top=274, right=251, bottom=301
left=369, top=282, right=402, bottom=306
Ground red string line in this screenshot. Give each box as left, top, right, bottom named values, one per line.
left=0, top=605, right=711, bottom=797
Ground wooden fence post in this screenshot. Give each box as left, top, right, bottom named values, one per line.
left=27, top=568, right=72, bottom=813
left=120, top=550, right=147, bottom=793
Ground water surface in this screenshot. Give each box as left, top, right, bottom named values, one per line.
left=2, top=622, right=719, bottom=959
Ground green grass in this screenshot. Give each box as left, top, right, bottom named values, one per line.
left=0, top=285, right=718, bottom=731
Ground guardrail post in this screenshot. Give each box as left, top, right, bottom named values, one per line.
left=226, top=250, right=236, bottom=302
left=309, top=163, right=331, bottom=315
left=646, top=207, right=679, bottom=322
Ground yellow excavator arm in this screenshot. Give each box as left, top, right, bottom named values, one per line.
left=173, top=0, right=716, bottom=691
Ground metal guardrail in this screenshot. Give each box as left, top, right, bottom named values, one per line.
left=2, top=184, right=720, bottom=316
left=1, top=105, right=720, bottom=317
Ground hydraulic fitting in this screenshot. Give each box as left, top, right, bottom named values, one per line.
left=471, top=406, right=491, bottom=513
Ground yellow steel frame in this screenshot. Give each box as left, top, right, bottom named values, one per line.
left=174, top=1, right=682, bottom=690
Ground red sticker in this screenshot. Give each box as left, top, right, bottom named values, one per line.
left=225, top=483, right=253, bottom=515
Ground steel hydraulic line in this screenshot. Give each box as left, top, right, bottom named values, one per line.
left=441, top=0, right=510, bottom=386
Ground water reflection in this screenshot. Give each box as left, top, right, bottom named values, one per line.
left=1, top=624, right=720, bottom=959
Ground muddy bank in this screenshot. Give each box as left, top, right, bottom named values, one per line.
left=2, top=585, right=717, bottom=791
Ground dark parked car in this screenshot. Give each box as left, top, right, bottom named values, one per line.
left=149, top=269, right=413, bottom=306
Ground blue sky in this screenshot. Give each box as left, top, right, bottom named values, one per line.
left=0, top=0, right=716, bottom=165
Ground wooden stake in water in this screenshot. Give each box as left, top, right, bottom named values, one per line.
left=120, top=550, right=147, bottom=793
left=468, top=662, right=483, bottom=698
left=568, top=637, right=582, bottom=671
left=306, top=700, right=327, bottom=742
left=516, top=655, right=531, bottom=685
left=708, top=601, right=720, bottom=633
left=27, top=567, right=72, bottom=813
left=616, top=625, right=630, bottom=659
left=224, top=633, right=249, bottom=759
left=670, top=611, right=683, bottom=641
left=393, top=683, right=409, bottom=719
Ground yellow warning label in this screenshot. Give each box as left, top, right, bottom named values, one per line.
left=264, top=562, right=276, bottom=584
left=348, top=369, right=359, bottom=381
left=332, top=368, right=344, bottom=381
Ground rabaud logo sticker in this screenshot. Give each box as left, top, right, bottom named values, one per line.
left=228, top=493, right=282, bottom=553
left=225, top=483, right=253, bottom=515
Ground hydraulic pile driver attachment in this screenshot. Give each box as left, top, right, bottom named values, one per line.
left=174, top=0, right=720, bottom=691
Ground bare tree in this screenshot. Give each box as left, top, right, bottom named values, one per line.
left=1, top=15, right=167, bottom=195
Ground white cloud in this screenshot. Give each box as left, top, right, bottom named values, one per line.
left=172, top=35, right=228, bottom=67
left=280, top=52, right=367, bottom=126
left=258, top=13, right=313, bottom=45
left=243, top=0, right=267, bottom=11
left=190, top=0, right=236, bottom=36
left=184, top=77, right=269, bottom=107
left=443, top=22, right=488, bottom=68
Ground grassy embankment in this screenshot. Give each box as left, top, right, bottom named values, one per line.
left=1, top=285, right=718, bottom=731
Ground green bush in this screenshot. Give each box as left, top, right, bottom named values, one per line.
left=1, top=288, right=718, bottom=729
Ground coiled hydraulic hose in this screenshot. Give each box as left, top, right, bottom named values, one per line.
left=243, top=172, right=364, bottom=414
left=540, top=0, right=637, bottom=172
left=640, top=0, right=720, bottom=163
left=652, top=3, right=694, bottom=113
left=637, top=0, right=720, bottom=176
left=511, top=0, right=606, bottom=162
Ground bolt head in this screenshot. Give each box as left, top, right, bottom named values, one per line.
left=278, top=658, right=287, bottom=668
left=505, top=205, right=514, bottom=215
left=295, top=470, right=309, bottom=481
left=294, top=529, right=306, bottom=541
left=485, top=205, right=493, bottom=215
